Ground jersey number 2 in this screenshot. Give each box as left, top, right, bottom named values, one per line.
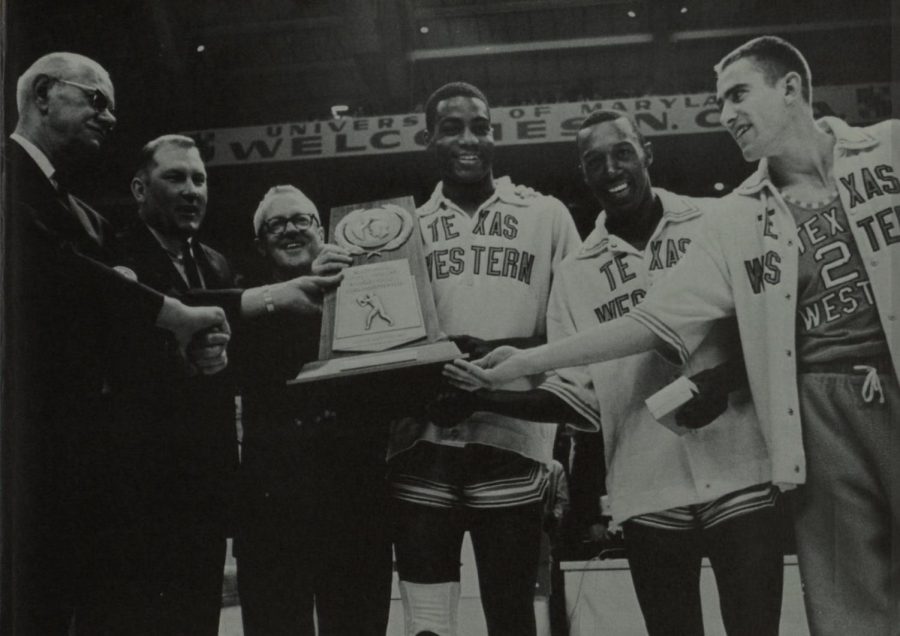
left=814, top=241, right=857, bottom=289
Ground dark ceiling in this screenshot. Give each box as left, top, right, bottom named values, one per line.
left=7, top=0, right=895, bottom=128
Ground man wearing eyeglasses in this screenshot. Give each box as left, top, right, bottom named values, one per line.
left=3, top=52, right=231, bottom=634
left=250, top=186, right=347, bottom=279
left=234, top=185, right=393, bottom=635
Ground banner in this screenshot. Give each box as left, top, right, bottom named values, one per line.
left=187, top=83, right=892, bottom=167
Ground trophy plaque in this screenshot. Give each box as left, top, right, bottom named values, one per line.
left=289, top=196, right=461, bottom=385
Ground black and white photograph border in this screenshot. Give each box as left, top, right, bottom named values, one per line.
left=2, top=1, right=898, bottom=635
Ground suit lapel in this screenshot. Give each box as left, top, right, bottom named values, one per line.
left=194, top=244, right=228, bottom=289
left=118, top=223, right=234, bottom=293
left=64, top=193, right=103, bottom=244
left=6, top=142, right=106, bottom=255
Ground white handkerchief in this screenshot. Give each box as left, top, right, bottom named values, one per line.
left=645, top=376, right=699, bottom=436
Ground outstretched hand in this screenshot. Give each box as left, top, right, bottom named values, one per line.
left=271, top=273, right=344, bottom=314
left=442, top=345, right=530, bottom=391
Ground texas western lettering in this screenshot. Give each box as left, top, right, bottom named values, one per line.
left=592, top=240, right=688, bottom=323
left=795, top=204, right=874, bottom=328
left=423, top=211, right=534, bottom=284
left=797, top=279, right=874, bottom=330
left=592, top=255, right=644, bottom=323
left=744, top=201, right=848, bottom=295
left=426, top=246, right=535, bottom=283
left=744, top=251, right=782, bottom=294
left=839, top=164, right=900, bottom=252
left=855, top=205, right=900, bottom=252
left=839, top=165, right=900, bottom=209
left=797, top=230, right=875, bottom=331
left=648, top=238, right=691, bottom=270
left=593, top=288, right=645, bottom=323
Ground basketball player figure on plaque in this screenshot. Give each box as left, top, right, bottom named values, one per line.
left=290, top=196, right=461, bottom=384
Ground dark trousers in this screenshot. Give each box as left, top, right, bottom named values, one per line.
left=71, top=400, right=232, bottom=636
left=238, top=524, right=392, bottom=636
left=394, top=500, right=543, bottom=636
left=8, top=407, right=105, bottom=635
left=548, top=551, right=568, bottom=636
left=11, top=513, right=77, bottom=635
left=623, top=504, right=784, bottom=636
left=237, top=440, right=393, bottom=636
left=75, top=519, right=226, bottom=636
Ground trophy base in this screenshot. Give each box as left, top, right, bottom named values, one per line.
left=288, top=340, right=463, bottom=386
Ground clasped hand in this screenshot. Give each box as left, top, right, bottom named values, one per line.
left=166, top=303, right=231, bottom=376
left=186, top=325, right=231, bottom=376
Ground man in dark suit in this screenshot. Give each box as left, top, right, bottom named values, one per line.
left=2, top=52, right=230, bottom=634
left=93, top=135, right=339, bottom=635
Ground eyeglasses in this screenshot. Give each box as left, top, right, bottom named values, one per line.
left=54, top=78, right=115, bottom=115
left=262, top=214, right=319, bottom=236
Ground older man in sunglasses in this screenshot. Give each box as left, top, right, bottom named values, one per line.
left=4, top=52, right=233, bottom=634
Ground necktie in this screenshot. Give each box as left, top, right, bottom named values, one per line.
left=182, top=239, right=205, bottom=289
left=55, top=180, right=100, bottom=243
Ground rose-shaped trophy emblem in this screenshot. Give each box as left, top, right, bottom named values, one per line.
left=334, top=203, right=413, bottom=257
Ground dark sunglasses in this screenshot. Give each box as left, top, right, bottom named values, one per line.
left=54, top=78, right=115, bottom=115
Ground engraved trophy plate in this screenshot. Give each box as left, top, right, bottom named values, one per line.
left=332, top=260, right=426, bottom=352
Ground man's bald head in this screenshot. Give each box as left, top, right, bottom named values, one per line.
left=14, top=52, right=117, bottom=167
left=16, top=52, right=111, bottom=114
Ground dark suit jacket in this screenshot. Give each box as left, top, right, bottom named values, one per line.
left=1, top=140, right=169, bottom=631
left=106, top=221, right=242, bottom=533
left=3, top=140, right=166, bottom=404
left=233, top=280, right=392, bottom=557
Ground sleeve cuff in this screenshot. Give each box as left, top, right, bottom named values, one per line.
left=538, top=380, right=601, bottom=431
left=627, top=309, right=690, bottom=364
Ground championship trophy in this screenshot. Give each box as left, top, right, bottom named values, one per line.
left=289, top=196, right=461, bottom=386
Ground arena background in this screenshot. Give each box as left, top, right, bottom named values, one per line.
left=3, top=1, right=898, bottom=634
left=5, top=0, right=896, bottom=275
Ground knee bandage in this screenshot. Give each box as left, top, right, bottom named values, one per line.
left=398, top=580, right=460, bottom=636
